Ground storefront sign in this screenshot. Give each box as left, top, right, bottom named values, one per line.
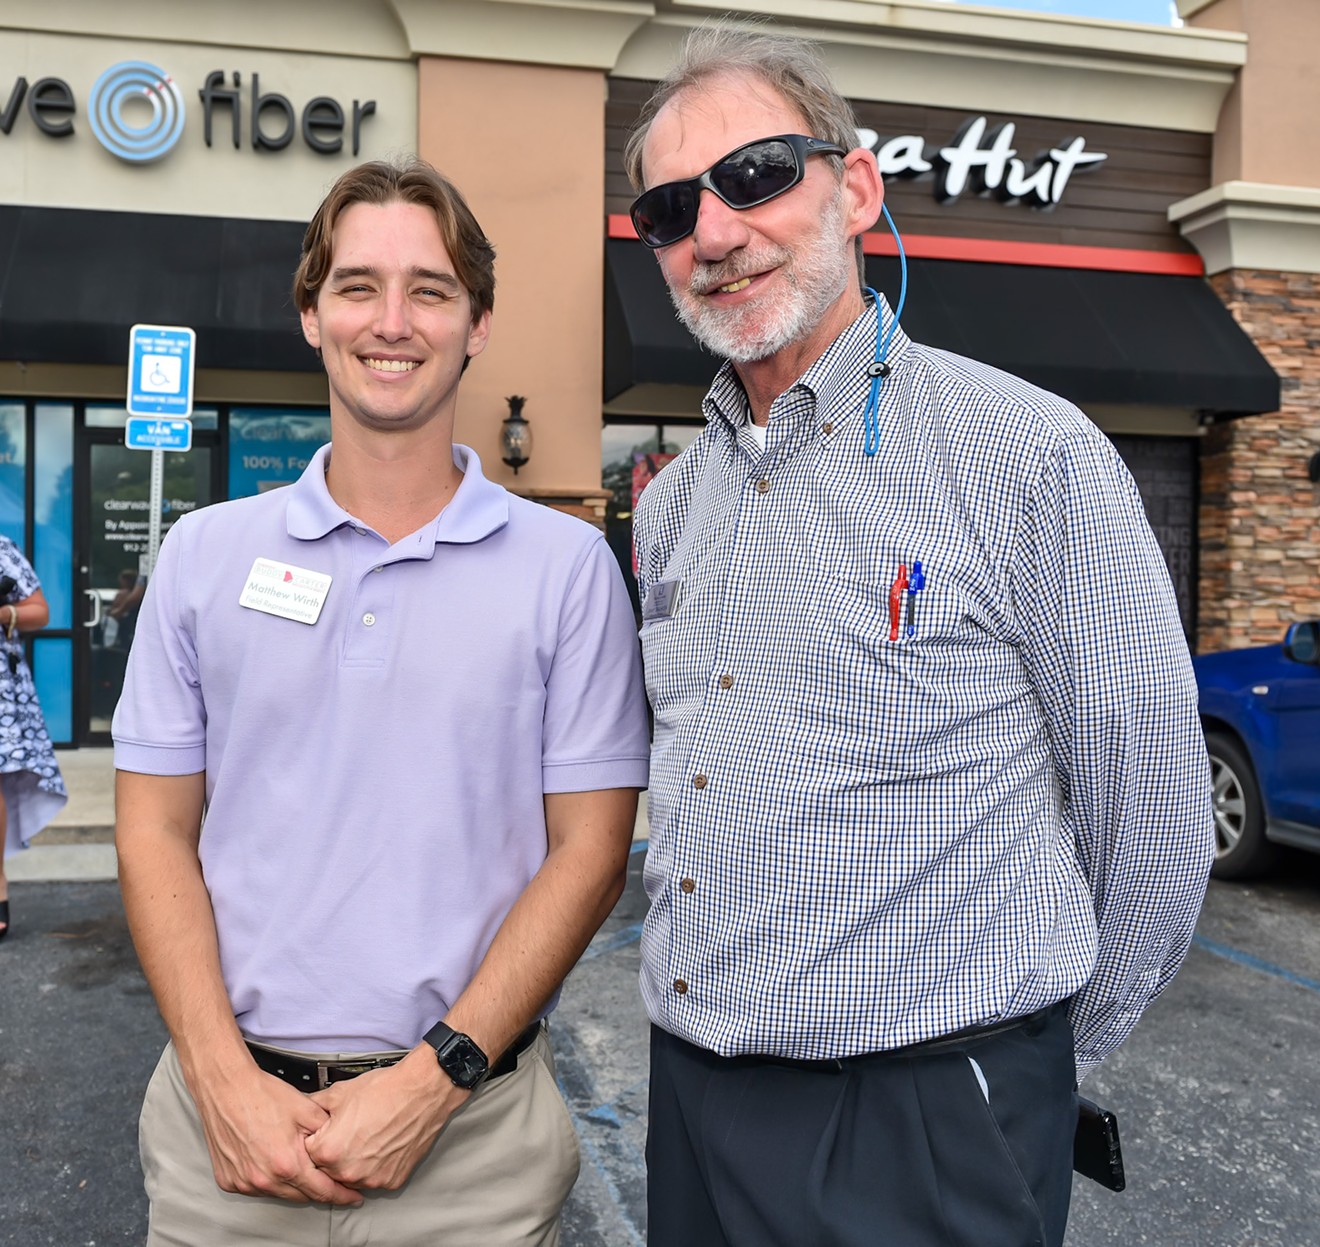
left=858, top=116, right=1107, bottom=207
left=1, top=60, right=376, bottom=163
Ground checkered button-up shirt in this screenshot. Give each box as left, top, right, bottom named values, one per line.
left=634, top=295, right=1213, bottom=1078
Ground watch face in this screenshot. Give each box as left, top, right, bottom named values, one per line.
left=441, top=1034, right=488, bottom=1089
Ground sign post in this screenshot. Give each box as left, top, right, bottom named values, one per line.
left=126, top=324, right=195, bottom=575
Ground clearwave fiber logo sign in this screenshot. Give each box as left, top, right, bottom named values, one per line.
left=1, top=60, right=377, bottom=163
left=88, top=60, right=184, bottom=163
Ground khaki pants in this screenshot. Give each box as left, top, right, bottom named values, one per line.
left=140, top=1029, right=580, bottom=1246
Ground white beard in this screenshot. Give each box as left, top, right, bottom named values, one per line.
left=667, top=189, right=854, bottom=364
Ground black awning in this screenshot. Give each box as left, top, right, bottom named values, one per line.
left=605, top=239, right=1281, bottom=416
left=0, top=205, right=317, bottom=372
left=605, top=236, right=727, bottom=399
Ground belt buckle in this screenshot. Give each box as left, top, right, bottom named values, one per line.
left=314, top=1057, right=388, bottom=1089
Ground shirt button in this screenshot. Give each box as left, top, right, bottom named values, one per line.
left=372, top=565, right=384, bottom=574
left=718, top=674, right=733, bottom=690
left=362, top=613, right=376, bottom=627
left=755, top=478, right=770, bottom=495
left=680, top=877, right=696, bottom=894
left=822, top=421, right=834, bottom=436
left=354, top=527, right=367, bottom=536
left=692, top=773, right=707, bottom=790
left=673, top=979, right=689, bottom=995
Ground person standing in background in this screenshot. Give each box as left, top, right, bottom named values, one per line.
left=0, top=534, right=68, bottom=942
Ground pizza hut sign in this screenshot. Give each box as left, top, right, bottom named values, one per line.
left=859, top=116, right=1107, bottom=208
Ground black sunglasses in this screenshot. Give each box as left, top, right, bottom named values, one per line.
left=630, top=133, right=847, bottom=249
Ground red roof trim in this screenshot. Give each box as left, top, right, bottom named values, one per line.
left=606, top=214, right=1204, bottom=277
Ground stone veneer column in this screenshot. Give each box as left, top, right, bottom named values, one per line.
left=1199, top=270, right=1320, bottom=650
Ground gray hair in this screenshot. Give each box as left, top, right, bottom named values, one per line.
left=622, top=22, right=868, bottom=282
left=622, top=23, right=860, bottom=192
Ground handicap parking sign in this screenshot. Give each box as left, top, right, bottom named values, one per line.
left=128, top=324, right=195, bottom=417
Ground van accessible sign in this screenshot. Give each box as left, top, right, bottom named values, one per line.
left=125, top=418, right=193, bottom=453
left=1, top=60, right=376, bottom=164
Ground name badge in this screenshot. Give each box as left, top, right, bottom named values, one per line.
left=642, top=579, right=682, bottom=621
left=239, top=558, right=333, bottom=625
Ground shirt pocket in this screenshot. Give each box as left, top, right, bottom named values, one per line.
left=798, top=552, right=1022, bottom=782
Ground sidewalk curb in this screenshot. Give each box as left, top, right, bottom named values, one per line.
left=8, top=843, right=119, bottom=883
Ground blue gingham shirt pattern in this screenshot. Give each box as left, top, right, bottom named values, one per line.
left=634, top=295, right=1213, bottom=1078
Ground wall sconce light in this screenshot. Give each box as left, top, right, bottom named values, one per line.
left=501, top=395, right=532, bottom=475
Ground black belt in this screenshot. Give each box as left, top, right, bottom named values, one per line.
left=730, top=1004, right=1059, bottom=1074
left=247, top=1021, right=542, bottom=1092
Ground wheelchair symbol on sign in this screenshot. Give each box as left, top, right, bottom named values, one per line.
left=140, top=354, right=182, bottom=393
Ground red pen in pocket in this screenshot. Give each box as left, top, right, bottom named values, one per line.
left=888, top=563, right=908, bottom=642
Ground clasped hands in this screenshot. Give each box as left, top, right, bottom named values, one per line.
left=199, top=1046, right=468, bottom=1206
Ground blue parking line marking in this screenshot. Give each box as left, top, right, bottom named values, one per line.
left=569, top=1124, right=646, bottom=1247
left=630, top=838, right=649, bottom=855
left=1193, top=934, right=1320, bottom=995
left=580, top=923, right=644, bottom=961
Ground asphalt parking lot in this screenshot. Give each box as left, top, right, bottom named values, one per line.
left=2, top=845, right=1318, bottom=1246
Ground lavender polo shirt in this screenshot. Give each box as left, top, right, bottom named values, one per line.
left=113, top=444, right=649, bottom=1052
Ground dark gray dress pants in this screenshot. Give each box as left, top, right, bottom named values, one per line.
left=646, top=1002, right=1076, bottom=1247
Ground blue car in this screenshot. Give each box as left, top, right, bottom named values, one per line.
left=1193, top=620, right=1320, bottom=879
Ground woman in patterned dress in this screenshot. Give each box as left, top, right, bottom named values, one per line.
left=0, top=535, right=68, bottom=941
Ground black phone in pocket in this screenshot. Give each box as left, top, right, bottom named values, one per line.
left=1073, top=1096, right=1125, bottom=1191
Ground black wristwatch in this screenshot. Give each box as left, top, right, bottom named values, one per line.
left=422, top=1020, right=489, bottom=1090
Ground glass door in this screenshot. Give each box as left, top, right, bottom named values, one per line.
left=76, top=432, right=214, bottom=740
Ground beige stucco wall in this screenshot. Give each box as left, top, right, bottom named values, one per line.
left=615, top=8, right=1241, bottom=134
left=0, top=26, right=416, bottom=221
left=418, top=56, right=605, bottom=494
left=1184, top=0, right=1320, bottom=189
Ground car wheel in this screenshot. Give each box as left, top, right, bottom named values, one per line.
left=1205, top=731, right=1276, bottom=880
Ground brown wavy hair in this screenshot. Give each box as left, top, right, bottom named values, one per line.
left=293, top=159, right=495, bottom=324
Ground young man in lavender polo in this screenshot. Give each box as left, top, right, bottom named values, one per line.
left=113, top=159, right=649, bottom=1246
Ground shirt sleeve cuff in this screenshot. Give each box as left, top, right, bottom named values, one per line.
left=543, top=757, right=649, bottom=794
left=114, top=741, right=207, bottom=776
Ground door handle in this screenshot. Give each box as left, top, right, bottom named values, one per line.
left=83, top=588, right=103, bottom=629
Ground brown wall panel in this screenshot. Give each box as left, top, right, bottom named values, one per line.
left=607, top=78, right=1210, bottom=255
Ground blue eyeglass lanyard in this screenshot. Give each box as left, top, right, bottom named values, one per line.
left=861, top=202, right=908, bottom=457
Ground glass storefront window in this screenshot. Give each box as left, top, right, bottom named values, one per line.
left=602, top=423, right=701, bottom=521
left=0, top=402, right=28, bottom=548
left=228, top=408, right=331, bottom=497
left=602, top=421, right=702, bottom=612
left=1108, top=434, right=1198, bottom=642
left=86, top=404, right=219, bottom=430
left=34, top=404, right=74, bottom=629
left=85, top=439, right=214, bottom=735
left=32, top=637, right=72, bottom=744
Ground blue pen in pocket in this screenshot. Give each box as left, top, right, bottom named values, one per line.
left=906, top=560, right=925, bottom=637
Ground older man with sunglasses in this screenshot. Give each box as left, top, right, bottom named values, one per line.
left=626, top=24, right=1213, bottom=1247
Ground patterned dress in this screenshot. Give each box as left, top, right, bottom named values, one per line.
left=0, top=536, right=68, bottom=855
